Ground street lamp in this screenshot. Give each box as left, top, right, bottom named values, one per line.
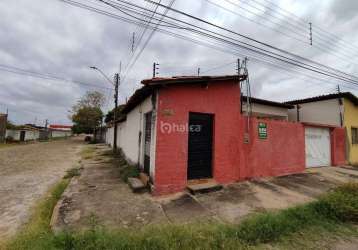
left=90, top=66, right=119, bottom=151
left=90, top=66, right=115, bottom=86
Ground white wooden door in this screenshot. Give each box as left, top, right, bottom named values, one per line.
left=305, top=127, right=331, bottom=168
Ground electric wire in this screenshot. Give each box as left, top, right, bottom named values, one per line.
left=58, top=0, right=358, bottom=91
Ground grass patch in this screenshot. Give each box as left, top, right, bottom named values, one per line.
left=2, top=180, right=358, bottom=250
left=80, top=146, right=96, bottom=160
left=0, top=143, right=17, bottom=149
left=119, top=164, right=140, bottom=183
left=63, top=167, right=81, bottom=179
left=101, top=148, right=139, bottom=182
left=2, top=179, right=70, bottom=250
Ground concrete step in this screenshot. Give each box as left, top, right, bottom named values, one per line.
left=128, top=177, right=147, bottom=193
left=187, top=180, right=223, bottom=195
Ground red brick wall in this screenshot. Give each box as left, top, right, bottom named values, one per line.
left=331, top=127, right=346, bottom=166
left=239, top=117, right=306, bottom=180
left=153, top=81, right=243, bottom=195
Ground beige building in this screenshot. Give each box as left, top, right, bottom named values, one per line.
left=287, top=97, right=342, bottom=126
left=286, top=92, right=358, bottom=165
left=242, top=96, right=294, bottom=120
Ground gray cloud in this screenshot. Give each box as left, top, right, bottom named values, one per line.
left=1, top=0, right=358, bottom=125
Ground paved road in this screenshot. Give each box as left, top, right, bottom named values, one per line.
left=0, top=138, right=84, bottom=238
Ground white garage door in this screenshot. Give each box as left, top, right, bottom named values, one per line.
left=305, top=127, right=331, bottom=168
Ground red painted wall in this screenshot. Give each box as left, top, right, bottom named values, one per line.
left=153, top=81, right=243, bottom=195
left=331, top=127, right=346, bottom=166
left=152, top=82, right=345, bottom=195
left=239, top=118, right=306, bottom=180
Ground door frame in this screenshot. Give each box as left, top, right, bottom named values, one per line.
left=19, top=130, right=26, bottom=142
left=143, top=111, right=153, bottom=175
left=187, top=112, right=214, bottom=180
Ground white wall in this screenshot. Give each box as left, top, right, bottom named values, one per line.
left=51, top=130, right=72, bottom=138
left=243, top=102, right=289, bottom=120
left=6, top=130, right=20, bottom=140
left=25, top=130, right=40, bottom=140
left=5, top=129, right=39, bottom=141
left=118, top=96, right=154, bottom=165
left=105, top=126, right=114, bottom=146
left=105, top=94, right=157, bottom=178
left=288, top=99, right=342, bottom=126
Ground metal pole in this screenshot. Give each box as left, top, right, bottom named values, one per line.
left=113, top=73, right=119, bottom=152
left=309, top=22, right=312, bottom=46
left=153, top=63, right=156, bottom=78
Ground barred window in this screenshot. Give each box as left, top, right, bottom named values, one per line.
left=352, top=127, right=358, bottom=145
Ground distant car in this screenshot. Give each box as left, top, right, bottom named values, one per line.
left=84, top=135, right=92, bottom=142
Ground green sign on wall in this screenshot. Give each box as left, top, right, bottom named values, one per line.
left=258, top=122, right=267, bottom=139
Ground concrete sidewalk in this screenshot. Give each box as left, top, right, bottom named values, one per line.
left=52, top=144, right=358, bottom=231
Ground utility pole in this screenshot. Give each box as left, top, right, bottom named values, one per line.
left=113, top=73, right=119, bottom=152
left=337, top=84, right=341, bottom=93
left=131, top=32, right=135, bottom=53
left=197, top=67, right=200, bottom=76
left=309, top=22, right=313, bottom=46
left=153, top=62, right=159, bottom=78
left=236, top=58, right=240, bottom=75
left=90, top=66, right=119, bottom=150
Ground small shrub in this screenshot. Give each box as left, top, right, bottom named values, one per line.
left=88, top=139, right=98, bottom=144
left=64, top=167, right=81, bottom=179
left=5, top=136, right=14, bottom=143
left=81, top=147, right=96, bottom=159
left=314, top=182, right=358, bottom=222
left=120, top=165, right=140, bottom=183
left=234, top=204, right=325, bottom=244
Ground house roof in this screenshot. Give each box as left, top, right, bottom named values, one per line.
left=141, top=75, right=247, bottom=86
left=242, top=96, right=294, bottom=109
left=49, top=125, right=72, bottom=129
left=286, top=92, right=358, bottom=106
left=121, top=85, right=155, bottom=114
left=121, top=75, right=247, bottom=115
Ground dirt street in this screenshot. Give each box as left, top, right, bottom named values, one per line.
left=0, top=138, right=84, bottom=238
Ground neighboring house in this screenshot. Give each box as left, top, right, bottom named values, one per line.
left=106, top=75, right=345, bottom=195
left=0, top=114, right=7, bottom=143
left=6, top=126, right=40, bottom=141
left=287, top=92, right=358, bottom=166
left=49, top=125, right=72, bottom=138
left=242, top=96, right=294, bottom=120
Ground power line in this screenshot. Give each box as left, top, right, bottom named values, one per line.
left=115, top=0, right=358, bottom=84
left=209, top=0, right=358, bottom=64
left=59, top=0, right=358, bottom=90
left=121, top=0, right=160, bottom=77
left=247, top=0, right=358, bottom=55
left=117, top=0, right=176, bottom=84
left=0, top=64, right=114, bottom=90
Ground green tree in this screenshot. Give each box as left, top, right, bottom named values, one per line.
left=70, top=91, right=105, bottom=134
left=72, top=107, right=103, bottom=134
left=104, top=104, right=125, bottom=123
left=6, top=120, right=17, bottom=129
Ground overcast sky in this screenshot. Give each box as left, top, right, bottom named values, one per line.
left=1, top=0, right=358, bottom=125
